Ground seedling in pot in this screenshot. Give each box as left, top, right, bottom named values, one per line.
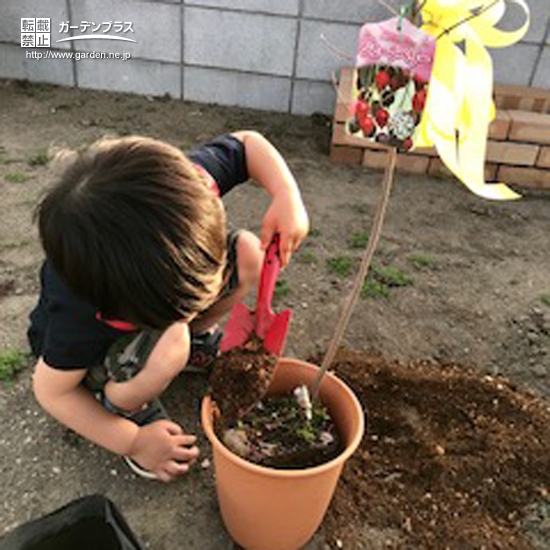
left=211, top=360, right=343, bottom=468
left=219, top=389, right=343, bottom=469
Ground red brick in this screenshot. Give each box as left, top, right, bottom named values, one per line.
left=411, top=145, right=438, bottom=157
left=396, top=154, right=430, bottom=174
left=329, top=144, right=363, bottom=165
left=428, top=158, right=451, bottom=178
left=494, top=84, right=550, bottom=114
left=488, top=110, right=511, bottom=140
left=517, top=96, right=550, bottom=113
left=486, top=140, right=539, bottom=166
left=532, top=98, right=549, bottom=113
left=494, top=92, right=520, bottom=111
left=428, top=158, right=498, bottom=181
left=363, top=149, right=430, bottom=174
left=536, top=147, right=550, bottom=169
left=498, top=165, right=550, bottom=189
left=487, top=164, right=499, bottom=181
left=508, top=110, right=550, bottom=145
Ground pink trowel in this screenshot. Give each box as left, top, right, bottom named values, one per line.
left=220, top=234, right=292, bottom=356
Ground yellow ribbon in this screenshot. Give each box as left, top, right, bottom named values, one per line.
left=415, top=0, right=530, bottom=200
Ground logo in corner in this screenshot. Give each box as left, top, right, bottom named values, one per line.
left=21, top=18, right=51, bottom=48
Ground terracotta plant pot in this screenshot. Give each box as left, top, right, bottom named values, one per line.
left=201, top=358, right=365, bottom=550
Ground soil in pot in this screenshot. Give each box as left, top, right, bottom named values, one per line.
left=218, top=393, right=344, bottom=469
left=208, top=340, right=344, bottom=469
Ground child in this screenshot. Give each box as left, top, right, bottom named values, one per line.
left=28, top=131, right=309, bottom=482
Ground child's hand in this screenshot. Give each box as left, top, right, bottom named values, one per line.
left=128, top=419, right=199, bottom=482
left=260, top=191, right=309, bottom=268
left=231, top=130, right=309, bottom=268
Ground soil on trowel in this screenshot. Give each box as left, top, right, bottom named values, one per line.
left=217, top=393, right=344, bottom=469
left=208, top=336, right=278, bottom=424
left=321, top=349, right=550, bottom=550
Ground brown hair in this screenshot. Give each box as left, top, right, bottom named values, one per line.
left=37, top=136, right=226, bottom=328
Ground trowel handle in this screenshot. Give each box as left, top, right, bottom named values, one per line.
left=255, top=235, right=281, bottom=338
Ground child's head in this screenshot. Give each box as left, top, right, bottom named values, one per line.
left=38, top=136, right=227, bottom=328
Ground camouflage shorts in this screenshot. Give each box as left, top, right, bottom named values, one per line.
left=84, top=329, right=163, bottom=393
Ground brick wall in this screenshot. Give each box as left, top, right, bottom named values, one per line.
left=0, top=0, right=549, bottom=115
left=331, top=67, right=550, bottom=190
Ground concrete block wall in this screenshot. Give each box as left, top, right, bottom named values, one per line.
left=0, top=0, right=549, bottom=115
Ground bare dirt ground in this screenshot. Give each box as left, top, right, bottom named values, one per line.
left=0, top=79, right=549, bottom=549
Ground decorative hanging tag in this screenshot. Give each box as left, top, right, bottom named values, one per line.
left=347, top=16, right=435, bottom=151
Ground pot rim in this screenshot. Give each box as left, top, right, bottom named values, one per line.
left=201, top=357, right=365, bottom=478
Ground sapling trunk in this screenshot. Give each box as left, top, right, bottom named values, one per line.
left=310, top=146, right=398, bottom=400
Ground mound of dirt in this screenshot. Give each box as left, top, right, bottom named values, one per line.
left=322, top=349, right=550, bottom=549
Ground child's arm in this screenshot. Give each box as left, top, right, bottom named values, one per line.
left=32, top=359, right=198, bottom=481
left=232, top=130, right=309, bottom=267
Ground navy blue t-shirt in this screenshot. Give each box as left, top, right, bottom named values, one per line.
left=28, top=134, right=248, bottom=370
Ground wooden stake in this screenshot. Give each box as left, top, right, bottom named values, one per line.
left=310, top=146, right=398, bottom=400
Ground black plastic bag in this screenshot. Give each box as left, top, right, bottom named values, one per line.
left=0, top=494, right=144, bottom=550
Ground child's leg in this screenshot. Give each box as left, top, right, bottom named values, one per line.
left=87, top=321, right=191, bottom=414
left=185, top=230, right=262, bottom=370
left=190, top=229, right=262, bottom=335
left=84, top=324, right=196, bottom=480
